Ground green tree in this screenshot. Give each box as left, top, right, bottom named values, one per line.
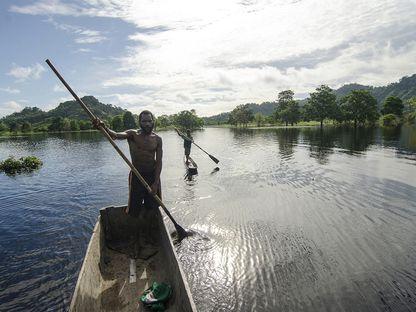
left=277, top=90, right=294, bottom=104
left=265, top=115, right=275, bottom=125
left=308, top=85, right=337, bottom=128
left=332, top=102, right=346, bottom=124
left=62, top=118, right=71, bottom=131
left=10, top=122, right=21, bottom=133
left=34, top=124, right=49, bottom=132
left=123, top=111, right=137, bottom=129
left=228, top=112, right=237, bottom=126
left=70, top=120, right=80, bottom=131
left=173, top=110, right=204, bottom=130
left=48, top=117, right=64, bottom=131
left=79, top=120, right=92, bottom=130
left=254, top=113, right=265, bottom=127
left=301, top=103, right=314, bottom=122
left=404, top=97, right=416, bottom=113
left=381, top=96, right=404, bottom=116
left=112, top=115, right=124, bottom=131
left=229, top=104, right=253, bottom=127
left=380, top=114, right=400, bottom=127
left=285, top=101, right=300, bottom=126
left=156, top=115, right=171, bottom=128
left=21, top=121, right=32, bottom=132
left=340, top=90, right=379, bottom=127
left=404, top=97, right=416, bottom=124
left=0, top=122, right=8, bottom=132
left=274, top=90, right=294, bottom=125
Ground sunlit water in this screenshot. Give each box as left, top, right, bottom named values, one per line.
left=1, top=126, right=416, bottom=311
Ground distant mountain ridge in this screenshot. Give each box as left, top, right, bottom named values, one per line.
left=3, top=74, right=415, bottom=126
left=335, top=75, right=416, bottom=103
left=204, top=74, right=416, bottom=123
left=1, top=96, right=126, bottom=125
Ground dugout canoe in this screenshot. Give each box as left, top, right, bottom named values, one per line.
left=70, top=205, right=197, bottom=312
left=184, top=156, right=198, bottom=176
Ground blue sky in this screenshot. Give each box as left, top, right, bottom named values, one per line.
left=1, top=0, right=415, bottom=117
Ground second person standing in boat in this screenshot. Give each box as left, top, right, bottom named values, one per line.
left=175, top=128, right=193, bottom=164
left=93, top=110, right=162, bottom=218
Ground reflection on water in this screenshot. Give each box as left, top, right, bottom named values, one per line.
left=1, top=125, right=416, bottom=311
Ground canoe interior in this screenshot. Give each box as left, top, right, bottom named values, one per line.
left=70, top=205, right=196, bottom=312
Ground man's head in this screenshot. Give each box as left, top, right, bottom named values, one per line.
left=139, top=110, right=154, bottom=134
left=186, top=129, right=191, bottom=136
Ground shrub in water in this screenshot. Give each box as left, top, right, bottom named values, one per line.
left=380, top=114, right=400, bottom=127
left=0, top=156, right=43, bottom=174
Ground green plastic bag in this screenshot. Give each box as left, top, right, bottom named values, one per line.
left=140, top=282, right=172, bottom=311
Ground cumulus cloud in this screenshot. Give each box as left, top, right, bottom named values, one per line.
left=0, top=87, right=20, bottom=94
left=7, top=63, right=46, bottom=81
left=10, top=0, right=416, bottom=115
left=0, top=101, right=23, bottom=117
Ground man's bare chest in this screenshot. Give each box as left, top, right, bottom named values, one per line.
left=129, top=133, right=158, bottom=152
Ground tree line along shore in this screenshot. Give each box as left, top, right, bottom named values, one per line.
left=1, top=76, right=416, bottom=136
left=224, top=87, right=416, bottom=129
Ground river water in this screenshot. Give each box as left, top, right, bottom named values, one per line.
left=1, top=126, right=416, bottom=311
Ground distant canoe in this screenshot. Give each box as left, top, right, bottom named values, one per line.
left=70, top=205, right=197, bottom=311
left=185, top=156, right=198, bottom=176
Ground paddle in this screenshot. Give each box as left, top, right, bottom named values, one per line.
left=45, top=59, right=189, bottom=240
left=175, top=128, right=219, bottom=164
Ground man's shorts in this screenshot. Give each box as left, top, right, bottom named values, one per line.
left=126, top=171, right=161, bottom=218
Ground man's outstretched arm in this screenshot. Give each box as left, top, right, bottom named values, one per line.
left=92, top=118, right=133, bottom=140
left=105, top=128, right=134, bottom=140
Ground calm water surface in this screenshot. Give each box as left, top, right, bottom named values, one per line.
left=1, top=126, right=416, bottom=311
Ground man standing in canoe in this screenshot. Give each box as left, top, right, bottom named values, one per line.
left=175, top=128, right=193, bottom=164
left=93, top=110, right=162, bottom=218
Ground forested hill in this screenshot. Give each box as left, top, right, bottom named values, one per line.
left=1, top=96, right=126, bottom=125
left=203, top=101, right=275, bottom=124
left=335, top=74, right=416, bottom=103
left=48, top=96, right=126, bottom=120
left=204, top=74, right=416, bottom=123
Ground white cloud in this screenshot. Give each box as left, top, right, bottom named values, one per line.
left=0, top=101, right=23, bottom=117
left=7, top=63, right=45, bottom=81
left=0, top=87, right=20, bottom=94
left=74, top=36, right=107, bottom=44
left=53, top=84, right=65, bottom=92
left=10, top=0, right=82, bottom=16
left=75, top=48, right=92, bottom=53
left=4, top=101, right=22, bottom=110
left=44, top=17, right=107, bottom=44
left=9, top=0, right=416, bottom=115
left=100, top=0, right=416, bottom=115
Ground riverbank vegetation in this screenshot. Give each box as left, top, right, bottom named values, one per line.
left=1, top=75, right=415, bottom=135
left=0, top=156, right=43, bottom=175
left=0, top=96, right=204, bottom=136
left=205, top=74, right=416, bottom=128
left=223, top=88, right=415, bottom=129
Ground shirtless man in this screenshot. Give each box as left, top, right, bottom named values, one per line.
left=175, top=128, right=193, bottom=164
left=94, top=110, right=162, bottom=218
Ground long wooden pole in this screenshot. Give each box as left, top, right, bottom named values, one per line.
left=45, top=59, right=188, bottom=238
